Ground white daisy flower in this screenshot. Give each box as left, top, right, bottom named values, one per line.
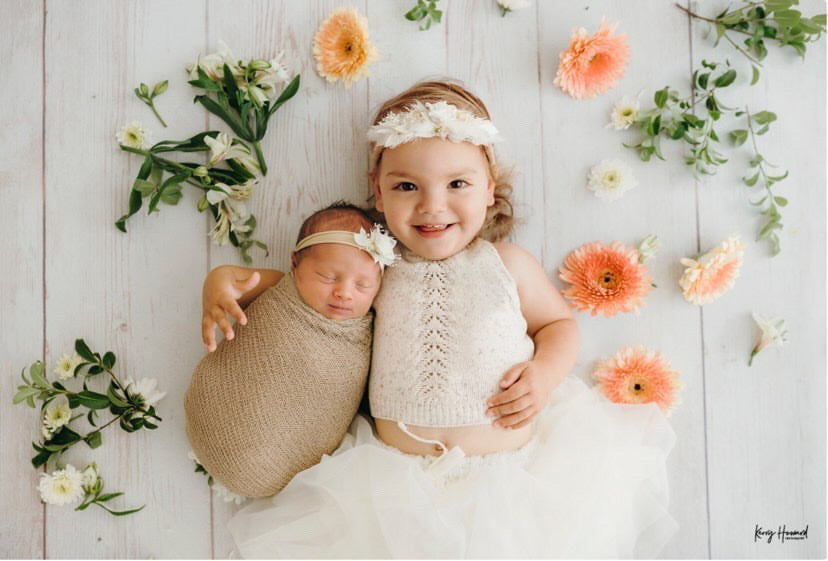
left=115, top=121, right=151, bottom=149
left=122, top=377, right=166, bottom=409
left=39, top=464, right=85, bottom=506
left=53, top=353, right=83, bottom=380
left=212, top=480, right=247, bottom=505
left=637, top=234, right=660, bottom=263
left=607, top=95, right=640, bottom=130
left=749, top=313, right=788, bottom=366
left=586, top=159, right=638, bottom=202
left=42, top=396, right=72, bottom=432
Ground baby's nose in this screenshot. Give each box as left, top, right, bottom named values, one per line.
left=333, top=283, right=353, bottom=300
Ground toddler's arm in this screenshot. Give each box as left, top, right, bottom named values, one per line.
left=487, top=243, right=580, bottom=428
left=202, top=265, right=284, bottom=352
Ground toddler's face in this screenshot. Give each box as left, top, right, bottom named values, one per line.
left=292, top=243, right=381, bottom=320
left=372, top=137, right=495, bottom=261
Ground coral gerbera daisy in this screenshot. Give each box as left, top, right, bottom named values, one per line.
left=679, top=235, right=745, bottom=305
left=313, top=7, right=378, bottom=88
left=553, top=19, right=630, bottom=100
left=593, top=345, right=682, bottom=416
left=559, top=241, right=654, bottom=317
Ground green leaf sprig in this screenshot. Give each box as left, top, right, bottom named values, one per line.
left=676, top=1, right=826, bottom=82
left=729, top=108, right=788, bottom=255
left=73, top=462, right=145, bottom=516
left=134, top=80, right=169, bottom=128
left=13, top=339, right=162, bottom=470
left=187, top=58, right=300, bottom=175
left=115, top=131, right=269, bottom=263
left=405, top=0, right=443, bottom=30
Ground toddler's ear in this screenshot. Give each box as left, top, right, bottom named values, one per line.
left=290, top=252, right=299, bottom=270
left=371, top=175, right=384, bottom=212
left=487, top=177, right=496, bottom=206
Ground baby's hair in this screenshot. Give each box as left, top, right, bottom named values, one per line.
left=294, top=201, right=375, bottom=263
left=367, top=79, right=516, bottom=242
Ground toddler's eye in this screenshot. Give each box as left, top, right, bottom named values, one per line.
left=394, top=182, right=417, bottom=192
left=449, top=180, right=469, bottom=189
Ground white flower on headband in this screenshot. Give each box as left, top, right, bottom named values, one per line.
left=367, top=100, right=503, bottom=149
left=354, top=225, right=399, bottom=269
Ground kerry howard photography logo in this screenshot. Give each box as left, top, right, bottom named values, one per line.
left=754, top=524, right=809, bottom=544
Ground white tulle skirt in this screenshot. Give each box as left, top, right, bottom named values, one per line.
left=226, top=375, right=678, bottom=559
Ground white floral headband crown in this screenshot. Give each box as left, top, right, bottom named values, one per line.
left=294, top=224, right=399, bottom=271
left=366, top=100, right=503, bottom=149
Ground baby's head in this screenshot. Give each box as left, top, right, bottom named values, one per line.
left=367, top=79, right=515, bottom=260
left=290, top=201, right=383, bottom=320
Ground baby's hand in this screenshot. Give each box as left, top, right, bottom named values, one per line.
left=485, top=360, right=553, bottom=430
left=201, top=267, right=261, bottom=352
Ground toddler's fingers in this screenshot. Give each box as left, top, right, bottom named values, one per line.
left=487, top=380, right=530, bottom=409
left=201, top=317, right=217, bottom=352
left=217, top=315, right=235, bottom=341
left=227, top=299, right=247, bottom=326
left=494, top=406, right=535, bottom=430
left=237, top=271, right=261, bottom=292
left=499, top=362, right=528, bottom=389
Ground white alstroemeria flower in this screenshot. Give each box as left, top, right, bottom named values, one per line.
left=206, top=181, right=256, bottom=206
left=39, top=464, right=85, bottom=506
left=749, top=313, right=788, bottom=366
left=497, top=0, right=531, bottom=15
left=187, top=40, right=242, bottom=80
left=122, top=377, right=166, bottom=409
left=212, top=480, right=247, bottom=505
left=607, top=95, right=641, bottom=130
left=227, top=198, right=252, bottom=234
left=204, top=133, right=251, bottom=166
left=637, top=234, right=660, bottom=263
left=42, top=395, right=72, bottom=432
left=116, top=121, right=151, bottom=149
left=587, top=159, right=638, bottom=202
left=53, top=353, right=83, bottom=380
left=354, top=225, right=399, bottom=269
left=209, top=207, right=232, bottom=246
left=81, top=462, right=101, bottom=494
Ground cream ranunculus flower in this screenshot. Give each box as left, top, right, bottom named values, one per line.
left=607, top=94, right=640, bottom=130
left=115, top=121, right=151, bottom=149
left=43, top=395, right=72, bottom=432
left=53, top=353, right=83, bottom=380
left=39, top=464, right=85, bottom=506
left=749, top=313, right=788, bottom=366
left=586, top=159, right=638, bottom=201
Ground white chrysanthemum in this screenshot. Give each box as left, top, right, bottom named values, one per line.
left=53, top=353, right=83, bottom=380
left=43, top=396, right=72, bottom=432
left=204, top=133, right=252, bottom=166
left=39, top=464, right=85, bottom=506
left=607, top=95, right=640, bottom=130
left=637, top=234, right=660, bottom=263
left=749, top=313, right=788, bottom=365
left=115, top=121, right=151, bottom=149
left=212, top=480, right=247, bottom=505
left=497, top=0, right=531, bottom=13
left=122, top=377, right=166, bottom=409
left=586, top=159, right=638, bottom=201
left=354, top=225, right=399, bottom=269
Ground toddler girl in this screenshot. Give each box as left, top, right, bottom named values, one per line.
left=214, top=81, right=678, bottom=558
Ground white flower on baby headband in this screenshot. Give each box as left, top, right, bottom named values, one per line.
left=354, top=225, right=399, bottom=269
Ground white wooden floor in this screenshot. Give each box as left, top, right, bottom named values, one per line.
left=1, top=0, right=825, bottom=558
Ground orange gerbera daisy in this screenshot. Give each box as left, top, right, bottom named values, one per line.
left=553, top=19, right=629, bottom=99
left=679, top=235, right=745, bottom=305
left=593, top=345, right=682, bottom=416
left=313, top=7, right=378, bottom=88
left=559, top=241, right=653, bottom=317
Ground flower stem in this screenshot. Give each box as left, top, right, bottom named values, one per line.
left=253, top=141, right=268, bottom=175
left=149, top=102, right=168, bottom=128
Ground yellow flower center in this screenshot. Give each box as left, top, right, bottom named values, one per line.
left=597, top=269, right=621, bottom=290
left=602, top=171, right=619, bottom=187
left=622, top=109, right=633, bottom=117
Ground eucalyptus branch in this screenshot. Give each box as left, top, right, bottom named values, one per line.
left=405, top=0, right=443, bottom=30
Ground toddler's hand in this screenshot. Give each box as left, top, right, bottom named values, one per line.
left=486, top=360, right=553, bottom=430
left=201, top=267, right=261, bottom=352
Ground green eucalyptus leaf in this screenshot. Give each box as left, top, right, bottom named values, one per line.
left=751, top=65, right=760, bottom=85
left=743, top=171, right=760, bottom=186
left=654, top=88, right=668, bottom=108
left=774, top=196, right=788, bottom=206
left=698, top=72, right=710, bottom=89
left=729, top=129, right=748, bottom=146
left=714, top=69, right=737, bottom=88
left=753, top=111, right=777, bottom=125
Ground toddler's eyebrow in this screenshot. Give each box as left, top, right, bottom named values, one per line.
left=386, top=168, right=478, bottom=179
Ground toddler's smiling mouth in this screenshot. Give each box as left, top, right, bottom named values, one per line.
left=414, top=224, right=454, bottom=236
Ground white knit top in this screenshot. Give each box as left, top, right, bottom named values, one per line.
left=369, top=238, right=535, bottom=427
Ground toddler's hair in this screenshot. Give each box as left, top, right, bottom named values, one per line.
left=367, top=79, right=515, bottom=242
left=294, top=201, right=375, bottom=263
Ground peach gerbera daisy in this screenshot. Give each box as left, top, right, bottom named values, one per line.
left=593, top=345, right=682, bottom=416
left=553, top=19, right=630, bottom=99
left=559, top=241, right=654, bottom=317
left=313, top=7, right=378, bottom=88
left=679, top=235, right=745, bottom=305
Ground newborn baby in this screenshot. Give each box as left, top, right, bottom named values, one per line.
left=184, top=201, right=396, bottom=498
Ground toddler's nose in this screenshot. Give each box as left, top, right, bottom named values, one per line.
left=416, top=190, right=446, bottom=215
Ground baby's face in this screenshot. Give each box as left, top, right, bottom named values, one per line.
left=292, top=243, right=382, bottom=320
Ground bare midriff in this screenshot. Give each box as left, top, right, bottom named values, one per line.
left=374, top=417, right=534, bottom=456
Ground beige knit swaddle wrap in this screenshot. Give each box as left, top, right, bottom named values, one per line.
left=184, top=272, right=373, bottom=498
